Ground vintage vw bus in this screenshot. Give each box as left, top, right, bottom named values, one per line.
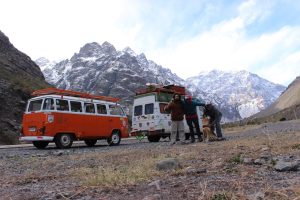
left=19, top=88, right=129, bottom=149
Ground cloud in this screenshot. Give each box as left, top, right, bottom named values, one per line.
left=145, top=0, right=300, bottom=86
left=1, top=0, right=300, bottom=86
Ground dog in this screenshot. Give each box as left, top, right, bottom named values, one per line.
left=202, top=117, right=218, bottom=142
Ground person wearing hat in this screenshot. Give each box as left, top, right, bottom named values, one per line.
left=183, top=96, right=205, bottom=143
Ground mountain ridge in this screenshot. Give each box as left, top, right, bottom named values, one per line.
left=35, top=41, right=286, bottom=122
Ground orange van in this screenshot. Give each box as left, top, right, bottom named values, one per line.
left=19, top=88, right=129, bottom=149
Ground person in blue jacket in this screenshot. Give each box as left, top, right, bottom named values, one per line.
left=183, top=96, right=206, bottom=143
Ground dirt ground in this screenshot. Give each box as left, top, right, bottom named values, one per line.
left=1, top=120, right=300, bottom=200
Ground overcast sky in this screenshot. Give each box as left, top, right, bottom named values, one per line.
left=1, top=0, right=300, bottom=86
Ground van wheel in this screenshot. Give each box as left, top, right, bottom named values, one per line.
left=55, top=133, right=73, bottom=149
left=148, top=135, right=161, bottom=142
left=107, top=131, right=121, bottom=146
left=32, top=141, right=49, bottom=149
left=84, top=139, right=97, bottom=147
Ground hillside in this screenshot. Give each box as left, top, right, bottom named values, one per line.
left=0, top=30, right=49, bottom=144
left=254, top=76, right=300, bottom=118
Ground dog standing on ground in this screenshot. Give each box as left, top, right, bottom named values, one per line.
left=202, top=117, right=218, bottom=142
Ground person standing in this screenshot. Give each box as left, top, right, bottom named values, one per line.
left=164, top=94, right=185, bottom=145
left=184, top=96, right=205, bottom=143
left=203, top=103, right=225, bottom=140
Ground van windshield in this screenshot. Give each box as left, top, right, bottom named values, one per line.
left=109, top=105, right=125, bottom=116
left=134, top=105, right=142, bottom=116
left=28, top=99, right=43, bottom=112
left=145, top=103, right=154, bottom=114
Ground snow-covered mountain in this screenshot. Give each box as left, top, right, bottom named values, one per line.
left=35, top=42, right=286, bottom=122
left=35, top=41, right=185, bottom=104
left=187, top=70, right=285, bottom=121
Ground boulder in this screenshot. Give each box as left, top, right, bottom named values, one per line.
left=156, top=158, right=181, bottom=171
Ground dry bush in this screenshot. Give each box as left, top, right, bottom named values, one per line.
left=71, top=149, right=166, bottom=186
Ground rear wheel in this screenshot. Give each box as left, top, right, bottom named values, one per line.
left=148, top=135, right=161, bottom=142
left=55, top=133, right=73, bottom=149
left=32, top=141, right=49, bottom=149
left=107, top=130, right=121, bottom=146
left=84, top=139, right=97, bottom=147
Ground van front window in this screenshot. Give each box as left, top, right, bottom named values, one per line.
left=109, top=105, right=124, bottom=116
left=134, top=105, right=142, bottom=116
left=145, top=103, right=154, bottom=114
left=28, top=99, right=43, bottom=112
left=42, top=98, right=55, bottom=110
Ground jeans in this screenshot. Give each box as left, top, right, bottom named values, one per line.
left=186, top=117, right=202, bottom=140
left=210, top=114, right=223, bottom=138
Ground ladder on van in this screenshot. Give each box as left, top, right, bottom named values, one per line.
left=32, top=88, right=120, bottom=103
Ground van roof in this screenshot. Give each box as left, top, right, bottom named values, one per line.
left=29, top=95, right=119, bottom=104
left=32, top=88, right=119, bottom=103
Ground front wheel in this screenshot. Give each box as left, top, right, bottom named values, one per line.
left=84, top=139, right=97, bottom=147
left=107, top=131, right=121, bottom=146
left=32, top=141, right=49, bottom=149
left=55, top=133, right=73, bottom=149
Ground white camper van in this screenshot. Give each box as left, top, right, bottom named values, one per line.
left=131, top=85, right=202, bottom=142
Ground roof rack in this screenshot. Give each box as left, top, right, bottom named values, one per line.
left=31, top=88, right=120, bottom=103
left=136, top=84, right=185, bottom=95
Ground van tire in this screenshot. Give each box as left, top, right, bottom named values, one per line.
left=55, top=133, right=73, bottom=149
left=107, top=130, right=121, bottom=146
left=84, top=139, right=97, bottom=147
left=148, top=135, right=161, bottom=142
left=32, top=141, right=49, bottom=149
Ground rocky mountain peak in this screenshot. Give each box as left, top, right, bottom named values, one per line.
left=123, top=47, right=137, bottom=57
left=78, top=42, right=102, bottom=57
left=0, top=30, right=11, bottom=52
left=101, top=41, right=116, bottom=54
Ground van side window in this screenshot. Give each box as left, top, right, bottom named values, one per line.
left=134, top=105, right=143, bottom=116
left=70, top=101, right=82, bottom=112
left=42, top=98, right=55, bottom=110
left=28, top=99, right=43, bottom=112
left=56, top=99, right=69, bottom=111
left=84, top=103, right=95, bottom=113
left=145, top=103, right=154, bottom=114
left=159, top=103, right=168, bottom=114
left=97, top=104, right=107, bottom=114
left=109, top=105, right=124, bottom=116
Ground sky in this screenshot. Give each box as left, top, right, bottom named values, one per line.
left=1, top=0, right=300, bottom=86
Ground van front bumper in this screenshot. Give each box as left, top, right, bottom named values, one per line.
left=19, top=136, right=54, bottom=141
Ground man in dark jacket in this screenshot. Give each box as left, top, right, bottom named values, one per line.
left=184, top=96, right=205, bottom=143
left=203, top=103, right=225, bottom=140
left=164, top=94, right=185, bottom=145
